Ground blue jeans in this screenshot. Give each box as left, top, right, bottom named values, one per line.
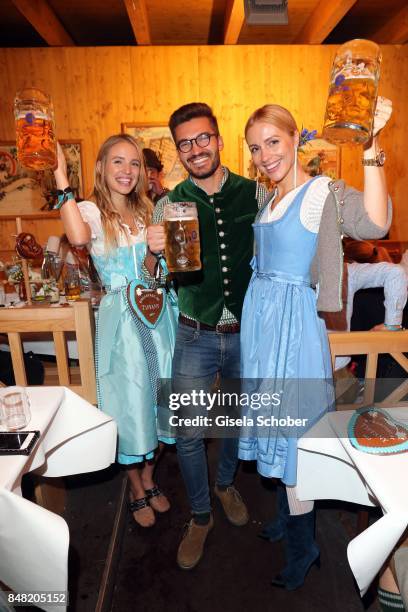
left=172, top=322, right=241, bottom=515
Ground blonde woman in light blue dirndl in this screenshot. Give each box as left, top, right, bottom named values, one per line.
left=240, top=100, right=392, bottom=590
left=53, top=134, right=177, bottom=528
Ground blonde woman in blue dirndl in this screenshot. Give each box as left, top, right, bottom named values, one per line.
left=239, top=99, right=392, bottom=589
left=53, top=134, right=177, bottom=527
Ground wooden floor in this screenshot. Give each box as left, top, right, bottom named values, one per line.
left=53, top=442, right=382, bottom=612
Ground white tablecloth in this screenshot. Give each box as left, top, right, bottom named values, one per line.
left=297, top=408, right=408, bottom=595
left=0, top=387, right=117, bottom=611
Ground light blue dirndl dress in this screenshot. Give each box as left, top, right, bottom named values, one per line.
left=78, top=201, right=177, bottom=464
left=238, top=178, right=334, bottom=485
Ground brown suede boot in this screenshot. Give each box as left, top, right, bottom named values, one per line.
left=177, top=514, right=214, bottom=570
left=214, top=485, right=249, bottom=526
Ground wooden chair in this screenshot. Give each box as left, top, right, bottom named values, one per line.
left=0, top=300, right=96, bottom=404
left=329, top=330, right=408, bottom=410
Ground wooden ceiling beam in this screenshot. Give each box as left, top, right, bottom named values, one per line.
left=124, top=0, right=151, bottom=45
left=224, top=0, right=245, bottom=45
left=294, top=0, right=358, bottom=44
left=371, top=5, right=408, bottom=44
left=11, top=0, right=74, bottom=46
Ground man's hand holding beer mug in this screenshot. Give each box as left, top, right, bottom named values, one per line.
left=147, top=202, right=201, bottom=274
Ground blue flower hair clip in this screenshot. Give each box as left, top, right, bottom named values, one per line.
left=299, top=128, right=317, bottom=148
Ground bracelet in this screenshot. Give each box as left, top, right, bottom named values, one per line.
left=53, top=187, right=74, bottom=210
left=148, top=247, right=164, bottom=259
left=384, top=324, right=403, bottom=331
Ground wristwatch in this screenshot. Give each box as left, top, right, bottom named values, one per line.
left=362, top=150, right=386, bottom=166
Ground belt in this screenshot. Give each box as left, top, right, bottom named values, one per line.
left=179, top=314, right=240, bottom=334
left=255, top=271, right=312, bottom=287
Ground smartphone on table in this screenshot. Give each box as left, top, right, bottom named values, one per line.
left=0, top=431, right=40, bottom=455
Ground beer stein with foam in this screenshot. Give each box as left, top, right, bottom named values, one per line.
left=322, top=39, right=381, bottom=145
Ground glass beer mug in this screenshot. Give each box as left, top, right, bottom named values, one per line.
left=163, top=202, right=201, bottom=273
left=14, top=87, right=57, bottom=170
left=322, top=39, right=382, bottom=145
left=63, top=251, right=81, bottom=301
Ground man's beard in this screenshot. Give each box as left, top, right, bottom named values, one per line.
left=182, top=151, right=221, bottom=180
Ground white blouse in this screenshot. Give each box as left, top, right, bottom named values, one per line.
left=260, top=176, right=331, bottom=233
left=77, top=200, right=146, bottom=258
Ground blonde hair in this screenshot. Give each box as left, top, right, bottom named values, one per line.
left=91, top=134, right=153, bottom=249
left=245, top=104, right=298, bottom=138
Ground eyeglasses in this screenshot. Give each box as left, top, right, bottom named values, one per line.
left=176, top=132, right=218, bottom=153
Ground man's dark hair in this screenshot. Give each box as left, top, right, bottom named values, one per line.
left=169, top=102, right=219, bottom=141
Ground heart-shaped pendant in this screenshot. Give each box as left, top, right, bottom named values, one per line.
left=348, top=407, right=408, bottom=455
left=126, top=280, right=166, bottom=329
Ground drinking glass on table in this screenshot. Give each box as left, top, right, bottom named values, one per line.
left=0, top=387, right=31, bottom=431
left=63, top=252, right=81, bottom=300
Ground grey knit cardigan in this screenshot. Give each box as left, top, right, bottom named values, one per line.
left=311, top=179, right=392, bottom=312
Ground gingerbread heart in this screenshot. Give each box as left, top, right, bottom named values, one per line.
left=348, top=407, right=408, bottom=455
left=126, top=279, right=166, bottom=329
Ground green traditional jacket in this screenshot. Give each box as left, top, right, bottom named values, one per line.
left=167, top=172, right=260, bottom=325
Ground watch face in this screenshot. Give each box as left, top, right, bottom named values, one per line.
left=378, top=150, right=386, bottom=166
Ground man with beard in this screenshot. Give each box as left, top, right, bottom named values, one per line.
left=146, top=102, right=268, bottom=569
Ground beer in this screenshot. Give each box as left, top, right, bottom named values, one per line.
left=64, top=283, right=81, bottom=301
left=14, top=88, right=57, bottom=171
left=163, top=202, right=201, bottom=273
left=165, top=217, right=201, bottom=272
left=64, top=251, right=81, bottom=300
left=16, top=116, right=57, bottom=171
left=323, top=76, right=377, bottom=145
left=322, top=40, right=381, bottom=145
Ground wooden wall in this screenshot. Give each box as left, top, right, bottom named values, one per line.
left=0, top=44, right=407, bottom=243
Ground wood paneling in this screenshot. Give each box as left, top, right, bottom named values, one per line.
left=0, top=45, right=407, bottom=239
left=371, top=5, right=408, bottom=44
left=123, top=0, right=151, bottom=45
left=11, top=0, right=74, bottom=46
left=2, top=0, right=408, bottom=47
left=238, top=0, right=319, bottom=44
left=295, top=0, right=358, bottom=44
left=224, top=0, right=245, bottom=45
left=147, top=0, right=217, bottom=45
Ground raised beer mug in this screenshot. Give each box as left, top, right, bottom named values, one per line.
left=163, top=202, right=201, bottom=273
left=14, top=87, right=57, bottom=171
left=322, top=39, right=381, bottom=145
